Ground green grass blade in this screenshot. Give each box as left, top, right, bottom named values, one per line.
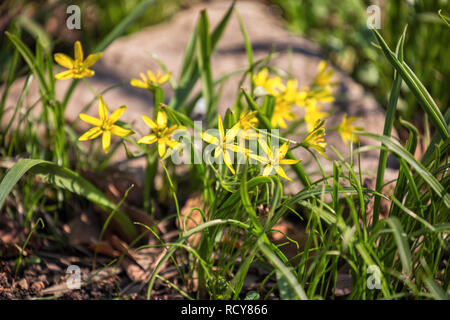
left=0, top=159, right=139, bottom=240
left=373, top=27, right=405, bottom=222
left=197, top=10, right=215, bottom=125
left=5, top=32, right=49, bottom=96
left=360, top=132, right=450, bottom=208
left=385, top=217, right=412, bottom=274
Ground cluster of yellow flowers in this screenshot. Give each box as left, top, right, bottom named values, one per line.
left=53, top=42, right=362, bottom=180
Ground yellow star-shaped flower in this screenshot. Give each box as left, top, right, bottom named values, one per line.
left=138, top=111, right=183, bottom=157
left=78, top=96, right=133, bottom=154
left=130, top=69, right=171, bottom=90
left=337, top=113, right=363, bottom=145
left=253, top=139, right=300, bottom=181
left=201, top=114, right=248, bottom=175
left=54, top=41, right=102, bottom=80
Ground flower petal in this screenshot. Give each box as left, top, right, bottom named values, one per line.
left=109, top=105, right=126, bottom=124
left=276, top=166, right=291, bottom=181
left=147, top=70, right=157, bottom=84
left=280, top=158, right=301, bottom=165
left=80, top=69, right=95, bottom=78
left=111, top=125, right=133, bottom=137
left=84, top=52, right=102, bottom=68
left=262, top=165, right=273, bottom=176
left=217, top=115, right=224, bottom=142
left=79, top=127, right=102, bottom=141
left=102, top=131, right=111, bottom=154
left=142, top=115, right=157, bottom=131
left=79, top=113, right=102, bottom=127
left=158, top=72, right=171, bottom=84
left=201, top=132, right=219, bottom=145
left=158, top=141, right=166, bottom=157
left=278, top=142, right=290, bottom=158
left=54, top=53, right=74, bottom=69
left=130, top=79, right=148, bottom=89
left=98, top=96, right=108, bottom=121
left=74, top=41, right=84, bottom=61
left=223, top=150, right=235, bottom=175
left=156, top=111, right=167, bottom=128
left=55, top=70, right=74, bottom=80
left=138, top=134, right=157, bottom=145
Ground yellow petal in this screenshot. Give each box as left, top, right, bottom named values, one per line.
left=258, top=137, right=271, bottom=158
left=158, top=141, right=166, bottom=157
left=217, top=115, right=224, bottom=142
left=223, top=150, right=235, bottom=175
left=55, top=70, right=74, bottom=80
left=262, top=165, right=273, bottom=176
left=102, top=131, right=111, bottom=154
left=280, top=158, right=300, bottom=165
left=84, top=52, right=102, bottom=68
left=110, top=125, right=133, bottom=137
left=109, top=105, right=126, bottom=124
left=156, top=111, right=167, bottom=128
left=142, top=115, right=157, bottom=131
left=201, top=132, right=219, bottom=145
left=54, top=53, right=74, bottom=69
left=79, top=113, right=102, bottom=127
left=147, top=70, right=157, bottom=83
left=276, top=166, right=291, bottom=181
left=138, top=134, right=157, bottom=145
left=74, top=41, right=83, bottom=61
left=130, top=79, right=148, bottom=89
left=166, top=139, right=179, bottom=149
left=80, top=69, right=95, bottom=78
left=278, top=142, right=290, bottom=158
left=158, top=72, right=171, bottom=84
left=98, top=96, right=108, bottom=121
left=79, top=127, right=102, bottom=141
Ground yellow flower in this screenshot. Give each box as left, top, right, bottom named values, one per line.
left=130, top=69, right=171, bottom=89
left=234, top=111, right=258, bottom=139
left=313, top=61, right=334, bottom=88
left=301, top=120, right=328, bottom=159
left=271, top=101, right=297, bottom=128
left=138, top=111, right=182, bottom=157
left=253, top=139, right=300, bottom=181
left=337, top=113, right=363, bottom=145
left=201, top=114, right=248, bottom=174
left=310, top=61, right=335, bottom=103
left=252, top=68, right=285, bottom=96
left=304, top=101, right=329, bottom=132
left=280, top=79, right=309, bottom=107
left=54, top=41, right=102, bottom=80
left=78, top=96, right=133, bottom=154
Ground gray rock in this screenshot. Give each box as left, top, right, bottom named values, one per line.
left=1, top=0, right=397, bottom=192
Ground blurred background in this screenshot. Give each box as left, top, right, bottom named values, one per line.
left=1, top=0, right=449, bottom=124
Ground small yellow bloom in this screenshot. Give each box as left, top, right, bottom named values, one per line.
left=280, top=79, right=309, bottom=107
left=271, top=102, right=297, bottom=128
left=234, top=111, right=258, bottom=139
left=78, top=96, right=133, bottom=154
left=138, top=111, right=183, bottom=157
left=130, top=69, right=171, bottom=89
left=337, top=113, right=363, bottom=145
left=252, top=68, right=285, bottom=96
left=304, top=101, right=329, bottom=132
left=301, top=120, right=328, bottom=159
left=201, top=114, right=248, bottom=174
left=253, top=139, right=300, bottom=181
left=54, top=41, right=102, bottom=80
